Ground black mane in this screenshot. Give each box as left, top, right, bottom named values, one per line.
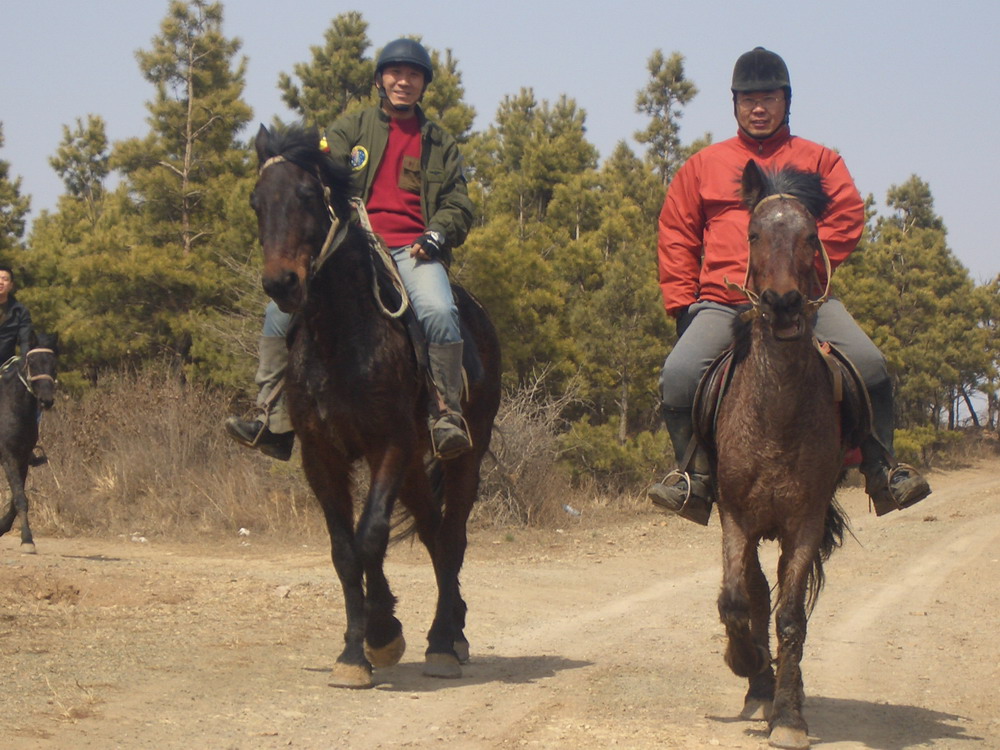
left=258, top=124, right=354, bottom=219
left=748, top=166, right=831, bottom=219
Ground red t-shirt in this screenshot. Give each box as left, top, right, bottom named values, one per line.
left=366, top=116, right=425, bottom=247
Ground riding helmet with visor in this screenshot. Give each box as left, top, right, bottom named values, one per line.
left=376, top=38, right=433, bottom=83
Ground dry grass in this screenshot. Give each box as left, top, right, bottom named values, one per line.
left=18, top=366, right=588, bottom=542
left=26, top=366, right=322, bottom=542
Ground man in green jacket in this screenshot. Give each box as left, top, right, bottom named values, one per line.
left=226, top=38, right=475, bottom=460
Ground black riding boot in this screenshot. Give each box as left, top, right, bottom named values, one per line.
left=648, top=406, right=713, bottom=526
left=224, top=335, right=295, bottom=461
left=428, top=342, right=473, bottom=460
left=860, top=379, right=931, bottom=515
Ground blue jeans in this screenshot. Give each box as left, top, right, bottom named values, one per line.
left=659, top=298, right=888, bottom=409
left=390, top=246, right=461, bottom=345
left=260, top=247, right=461, bottom=345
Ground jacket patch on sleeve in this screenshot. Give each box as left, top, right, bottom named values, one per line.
left=350, top=146, right=369, bottom=171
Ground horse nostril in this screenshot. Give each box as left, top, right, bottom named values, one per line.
left=761, top=289, right=803, bottom=316
left=262, top=270, right=299, bottom=301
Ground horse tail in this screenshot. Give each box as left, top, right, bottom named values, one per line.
left=389, top=455, right=446, bottom=544
left=805, top=498, right=850, bottom=614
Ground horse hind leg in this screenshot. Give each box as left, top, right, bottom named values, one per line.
left=422, top=455, right=481, bottom=679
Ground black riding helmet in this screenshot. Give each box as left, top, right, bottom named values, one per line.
left=376, top=38, right=433, bottom=83
left=732, top=47, right=791, bottom=128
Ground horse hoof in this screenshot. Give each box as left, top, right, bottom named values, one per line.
left=740, top=697, right=772, bottom=720
left=20, top=543, right=36, bottom=555
left=768, top=725, right=810, bottom=749
left=423, top=652, right=462, bottom=679
left=328, top=662, right=373, bottom=689
left=365, top=634, right=406, bottom=669
left=454, top=638, right=470, bottom=664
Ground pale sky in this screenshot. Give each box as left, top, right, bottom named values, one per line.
left=3, top=0, right=997, bottom=282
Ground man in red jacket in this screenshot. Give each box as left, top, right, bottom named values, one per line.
left=648, top=47, right=930, bottom=525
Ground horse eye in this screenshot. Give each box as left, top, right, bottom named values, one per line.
left=748, top=232, right=759, bottom=243
left=295, top=183, right=323, bottom=203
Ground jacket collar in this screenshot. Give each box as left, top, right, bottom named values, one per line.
left=377, top=102, right=428, bottom=128
left=737, top=124, right=791, bottom=156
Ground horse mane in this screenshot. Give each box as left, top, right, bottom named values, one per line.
left=745, top=165, right=831, bottom=219
left=259, top=124, right=354, bottom=220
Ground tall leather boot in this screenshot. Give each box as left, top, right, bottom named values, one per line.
left=647, top=406, right=713, bottom=525
left=224, top=335, right=295, bottom=460
left=427, top=341, right=472, bottom=459
left=860, top=379, right=930, bottom=515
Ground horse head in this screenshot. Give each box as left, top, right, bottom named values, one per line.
left=25, top=331, right=58, bottom=410
left=251, top=124, right=354, bottom=313
left=740, top=160, right=831, bottom=341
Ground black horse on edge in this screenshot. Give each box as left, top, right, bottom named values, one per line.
left=712, top=162, right=856, bottom=749
left=0, top=332, right=58, bottom=554
left=251, top=124, right=501, bottom=688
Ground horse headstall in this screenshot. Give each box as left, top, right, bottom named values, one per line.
left=0, top=348, right=57, bottom=397
left=725, top=192, right=833, bottom=323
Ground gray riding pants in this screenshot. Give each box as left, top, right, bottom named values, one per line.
left=659, top=298, right=889, bottom=409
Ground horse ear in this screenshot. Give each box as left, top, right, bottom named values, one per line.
left=741, top=159, right=766, bottom=211
left=254, top=124, right=270, bottom=165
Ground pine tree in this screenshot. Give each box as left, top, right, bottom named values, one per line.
left=0, top=123, right=31, bottom=258
left=634, top=50, right=704, bottom=187
left=277, top=11, right=375, bottom=127
left=26, top=0, right=257, bottom=386
left=836, top=176, right=989, bottom=430
left=48, top=115, right=110, bottom=227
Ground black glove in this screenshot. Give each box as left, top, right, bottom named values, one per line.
left=414, top=230, right=445, bottom=259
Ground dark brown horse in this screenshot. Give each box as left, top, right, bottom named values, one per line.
left=250, top=124, right=501, bottom=688
left=0, top=332, right=58, bottom=554
left=714, top=161, right=851, bottom=749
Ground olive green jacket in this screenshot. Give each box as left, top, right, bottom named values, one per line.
left=325, top=104, right=474, bottom=261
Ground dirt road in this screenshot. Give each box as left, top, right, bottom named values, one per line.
left=2, top=463, right=998, bottom=749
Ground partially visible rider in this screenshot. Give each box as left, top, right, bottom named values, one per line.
left=647, top=47, right=931, bottom=525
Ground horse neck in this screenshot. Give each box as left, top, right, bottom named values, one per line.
left=302, top=237, right=390, bottom=348
left=0, top=366, right=36, bottom=409
left=735, top=322, right=826, bottom=414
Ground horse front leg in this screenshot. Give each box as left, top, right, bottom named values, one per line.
left=354, top=445, right=409, bottom=675
left=300, top=445, right=371, bottom=688
left=741, top=550, right=775, bottom=720
left=768, top=537, right=821, bottom=749
left=0, top=455, right=35, bottom=554
left=717, top=512, right=771, bottom=712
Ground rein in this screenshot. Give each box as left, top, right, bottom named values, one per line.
left=0, top=348, right=56, bottom=398
left=724, top=193, right=832, bottom=323
left=258, top=156, right=409, bottom=320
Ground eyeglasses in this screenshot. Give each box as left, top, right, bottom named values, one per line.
left=737, top=95, right=785, bottom=111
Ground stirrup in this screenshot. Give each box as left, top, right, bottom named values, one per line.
left=431, top=412, right=473, bottom=460
left=649, top=470, right=712, bottom=526
left=867, top=462, right=930, bottom=515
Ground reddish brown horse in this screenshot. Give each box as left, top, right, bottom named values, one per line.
left=713, top=161, right=852, bottom=749
left=251, top=124, right=501, bottom=688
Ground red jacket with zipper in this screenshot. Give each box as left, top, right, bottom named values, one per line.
left=657, top=125, right=864, bottom=317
